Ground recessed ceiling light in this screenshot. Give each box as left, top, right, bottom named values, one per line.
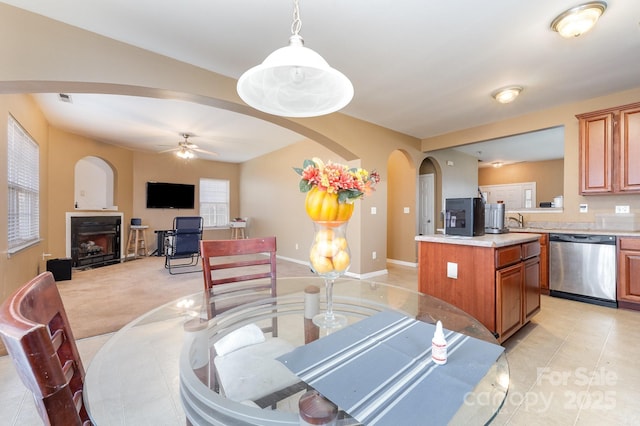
left=492, top=86, right=523, bottom=104
left=550, top=2, right=607, bottom=38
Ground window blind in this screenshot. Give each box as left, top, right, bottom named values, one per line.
left=199, top=178, right=229, bottom=227
left=7, top=114, right=40, bottom=253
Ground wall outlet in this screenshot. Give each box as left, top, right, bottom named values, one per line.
left=403, top=207, right=410, bottom=214
left=372, top=251, right=377, bottom=260
left=371, top=207, right=377, bottom=215
left=579, top=204, right=588, bottom=213
left=295, top=243, right=299, bottom=250
left=447, top=262, right=458, bottom=279
left=616, top=205, right=630, bottom=214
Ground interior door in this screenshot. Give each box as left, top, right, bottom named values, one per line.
left=419, top=174, right=435, bottom=235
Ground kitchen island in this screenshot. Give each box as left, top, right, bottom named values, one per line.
left=416, top=233, right=541, bottom=343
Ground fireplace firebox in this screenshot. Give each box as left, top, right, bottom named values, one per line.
left=70, top=216, right=121, bottom=268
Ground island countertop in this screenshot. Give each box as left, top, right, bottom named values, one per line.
left=415, top=232, right=541, bottom=248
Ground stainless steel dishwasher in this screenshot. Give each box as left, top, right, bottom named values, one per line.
left=549, top=233, right=617, bottom=308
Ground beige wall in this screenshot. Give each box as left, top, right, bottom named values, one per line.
left=0, top=95, right=49, bottom=300
left=240, top=139, right=398, bottom=276
left=47, top=128, right=135, bottom=258
left=388, top=151, right=417, bottom=263
left=131, top=151, right=240, bottom=251
left=423, top=87, right=640, bottom=225
left=479, top=159, right=564, bottom=206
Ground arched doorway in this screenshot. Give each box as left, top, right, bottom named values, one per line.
left=418, top=157, right=442, bottom=235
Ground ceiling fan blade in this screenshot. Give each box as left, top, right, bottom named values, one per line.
left=158, top=147, right=178, bottom=154
left=193, top=147, right=218, bottom=156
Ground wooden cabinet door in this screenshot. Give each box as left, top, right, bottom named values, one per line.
left=523, top=257, right=541, bottom=321
left=496, top=263, right=523, bottom=341
left=618, top=238, right=640, bottom=310
left=579, top=112, right=614, bottom=194
left=619, top=106, right=640, bottom=192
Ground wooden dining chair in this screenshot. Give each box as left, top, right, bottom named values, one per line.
left=199, top=236, right=305, bottom=405
left=200, top=236, right=278, bottom=333
left=0, top=272, right=91, bottom=426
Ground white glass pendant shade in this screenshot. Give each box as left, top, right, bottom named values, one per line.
left=237, top=35, right=354, bottom=117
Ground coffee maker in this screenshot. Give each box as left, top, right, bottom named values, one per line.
left=485, top=203, right=508, bottom=234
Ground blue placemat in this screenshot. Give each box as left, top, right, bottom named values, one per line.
left=277, top=310, right=504, bottom=425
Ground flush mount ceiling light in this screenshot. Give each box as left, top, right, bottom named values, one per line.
left=236, top=0, right=354, bottom=117
left=492, top=86, right=523, bottom=104
left=550, top=1, right=607, bottom=38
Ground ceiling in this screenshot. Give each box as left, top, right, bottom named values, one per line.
left=3, top=1, right=640, bottom=163
left=453, top=126, right=565, bottom=168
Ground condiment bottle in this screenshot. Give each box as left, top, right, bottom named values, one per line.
left=432, top=320, right=447, bottom=365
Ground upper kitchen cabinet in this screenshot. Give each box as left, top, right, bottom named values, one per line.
left=577, top=102, right=640, bottom=195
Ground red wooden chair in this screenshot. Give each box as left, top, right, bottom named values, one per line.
left=200, top=236, right=278, bottom=333
left=0, top=272, right=91, bottom=426
left=199, top=237, right=305, bottom=405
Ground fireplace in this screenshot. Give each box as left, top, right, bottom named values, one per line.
left=69, top=216, right=121, bottom=268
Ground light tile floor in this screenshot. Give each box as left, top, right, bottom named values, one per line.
left=1, top=262, right=639, bottom=425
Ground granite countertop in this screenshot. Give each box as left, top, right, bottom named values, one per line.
left=507, top=227, right=640, bottom=237
left=415, top=232, right=540, bottom=248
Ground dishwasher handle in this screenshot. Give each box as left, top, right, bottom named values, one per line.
left=549, top=233, right=616, bottom=245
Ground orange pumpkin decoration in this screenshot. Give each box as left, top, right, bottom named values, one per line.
left=304, top=187, right=354, bottom=222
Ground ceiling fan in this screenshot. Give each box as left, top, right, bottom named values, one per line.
left=160, top=133, right=217, bottom=159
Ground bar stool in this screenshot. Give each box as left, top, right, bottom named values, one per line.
left=229, top=220, right=247, bottom=239
left=126, top=225, right=149, bottom=259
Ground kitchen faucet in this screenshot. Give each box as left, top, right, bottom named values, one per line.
left=507, top=213, right=524, bottom=228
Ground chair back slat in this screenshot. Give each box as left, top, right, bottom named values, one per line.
left=0, top=272, right=91, bottom=425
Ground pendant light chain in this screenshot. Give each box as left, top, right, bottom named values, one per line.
left=291, top=0, right=302, bottom=36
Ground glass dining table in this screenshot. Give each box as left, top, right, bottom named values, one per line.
left=83, top=277, right=508, bottom=425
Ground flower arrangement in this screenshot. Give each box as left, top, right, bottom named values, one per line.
left=294, top=158, right=380, bottom=203
left=295, top=158, right=380, bottom=223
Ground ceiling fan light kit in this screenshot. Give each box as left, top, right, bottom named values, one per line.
left=550, top=1, right=607, bottom=38
left=236, top=0, right=353, bottom=118
left=176, top=147, right=195, bottom=159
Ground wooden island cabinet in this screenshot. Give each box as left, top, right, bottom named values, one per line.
left=618, top=237, right=640, bottom=311
left=417, top=233, right=541, bottom=343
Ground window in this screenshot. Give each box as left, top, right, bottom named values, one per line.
left=199, top=178, right=229, bottom=228
left=7, top=115, right=40, bottom=253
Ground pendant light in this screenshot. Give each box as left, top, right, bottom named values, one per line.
left=550, top=2, right=607, bottom=38
left=236, top=0, right=354, bottom=118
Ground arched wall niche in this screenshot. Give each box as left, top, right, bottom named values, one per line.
left=74, top=156, right=117, bottom=210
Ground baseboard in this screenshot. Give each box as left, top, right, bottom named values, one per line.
left=276, top=255, right=388, bottom=279
left=386, top=258, right=417, bottom=268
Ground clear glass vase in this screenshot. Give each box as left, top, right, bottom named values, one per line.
left=309, top=221, right=350, bottom=329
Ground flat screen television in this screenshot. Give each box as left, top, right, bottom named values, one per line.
left=146, top=182, right=195, bottom=209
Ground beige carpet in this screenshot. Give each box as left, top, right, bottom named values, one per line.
left=58, top=255, right=315, bottom=340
